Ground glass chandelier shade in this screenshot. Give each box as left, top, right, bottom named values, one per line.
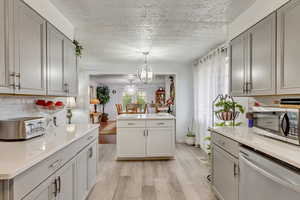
left=137, top=52, right=153, bottom=84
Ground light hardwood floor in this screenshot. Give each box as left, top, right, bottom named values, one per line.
left=87, top=144, right=217, bottom=200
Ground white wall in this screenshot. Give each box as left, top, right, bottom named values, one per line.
left=228, top=0, right=289, bottom=40
left=24, top=0, right=74, bottom=39
left=76, top=62, right=194, bottom=142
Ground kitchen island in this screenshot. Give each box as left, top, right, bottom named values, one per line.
left=117, top=113, right=175, bottom=160
left=0, top=124, right=99, bottom=200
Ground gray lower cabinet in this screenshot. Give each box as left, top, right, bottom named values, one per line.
left=47, top=23, right=65, bottom=96
left=0, top=0, right=13, bottom=94
left=14, top=0, right=47, bottom=95
left=212, top=145, right=238, bottom=200
left=211, top=131, right=239, bottom=200
left=247, top=13, right=276, bottom=95
left=277, top=0, right=300, bottom=94
left=230, top=13, right=276, bottom=96
left=64, top=38, right=78, bottom=96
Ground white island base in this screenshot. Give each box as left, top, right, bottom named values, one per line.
left=116, top=114, right=176, bottom=160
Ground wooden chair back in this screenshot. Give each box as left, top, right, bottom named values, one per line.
left=126, top=104, right=138, bottom=113
left=115, top=104, right=123, bottom=115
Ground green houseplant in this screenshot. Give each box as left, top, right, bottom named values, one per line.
left=96, top=85, right=110, bottom=122
left=214, top=99, right=245, bottom=124
left=73, top=40, right=83, bottom=57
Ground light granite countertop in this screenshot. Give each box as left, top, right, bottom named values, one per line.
left=209, top=126, right=300, bottom=169
left=117, top=113, right=175, bottom=120
left=0, top=124, right=99, bottom=180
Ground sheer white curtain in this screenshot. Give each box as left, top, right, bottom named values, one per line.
left=193, top=47, right=229, bottom=149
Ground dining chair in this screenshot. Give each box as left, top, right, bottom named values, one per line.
left=126, top=104, right=138, bottom=113
left=115, top=104, right=124, bottom=115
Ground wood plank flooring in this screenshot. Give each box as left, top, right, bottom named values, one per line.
left=87, top=144, right=217, bottom=200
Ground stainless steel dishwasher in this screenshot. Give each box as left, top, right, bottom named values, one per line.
left=239, top=147, right=300, bottom=200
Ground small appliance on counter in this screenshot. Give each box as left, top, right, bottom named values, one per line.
left=252, top=106, right=300, bottom=145
left=0, top=117, right=47, bottom=141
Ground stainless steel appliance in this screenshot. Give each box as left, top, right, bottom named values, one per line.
left=239, top=147, right=300, bottom=200
left=0, top=117, right=47, bottom=140
left=252, top=106, right=300, bottom=145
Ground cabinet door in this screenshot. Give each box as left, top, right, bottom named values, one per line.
left=248, top=13, right=276, bottom=95
left=146, top=128, right=174, bottom=157
left=14, top=0, right=46, bottom=95
left=64, top=38, right=78, bottom=96
left=47, top=23, right=65, bottom=96
left=87, top=141, right=97, bottom=190
left=56, top=158, right=76, bottom=200
left=117, top=128, right=146, bottom=157
left=230, top=35, right=247, bottom=96
left=22, top=175, right=56, bottom=200
left=212, top=145, right=238, bottom=200
left=0, top=0, right=13, bottom=94
left=277, top=0, right=300, bottom=94
left=76, top=147, right=89, bottom=200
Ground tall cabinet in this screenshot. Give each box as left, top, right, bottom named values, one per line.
left=277, top=0, right=300, bottom=94
left=0, top=0, right=13, bottom=94
left=14, top=0, right=47, bottom=95
left=64, top=38, right=78, bottom=96
left=230, top=13, right=276, bottom=96
left=47, top=23, right=65, bottom=96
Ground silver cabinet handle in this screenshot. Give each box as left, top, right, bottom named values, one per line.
left=157, top=122, right=165, bottom=125
left=146, top=130, right=149, bottom=136
left=57, top=176, right=61, bottom=194
left=240, top=155, right=300, bottom=193
left=128, top=123, right=135, bottom=125
left=234, top=163, right=238, bottom=177
left=54, top=178, right=58, bottom=197
left=89, top=147, right=93, bottom=158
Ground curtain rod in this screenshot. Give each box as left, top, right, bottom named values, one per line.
left=193, top=42, right=229, bottom=66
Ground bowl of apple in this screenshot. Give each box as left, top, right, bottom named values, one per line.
left=35, top=100, right=65, bottom=114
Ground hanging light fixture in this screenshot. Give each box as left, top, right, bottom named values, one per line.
left=125, top=79, right=137, bottom=95
left=137, top=52, right=153, bottom=84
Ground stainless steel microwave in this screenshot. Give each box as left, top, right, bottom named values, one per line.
left=252, top=107, right=300, bottom=145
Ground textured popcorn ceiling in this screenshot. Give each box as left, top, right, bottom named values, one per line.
left=50, top=0, right=255, bottom=67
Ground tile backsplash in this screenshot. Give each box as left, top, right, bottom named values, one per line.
left=0, top=96, right=67, bottom=125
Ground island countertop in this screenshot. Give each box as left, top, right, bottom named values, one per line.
left=209, top=126, right=300, bottom=169
left=117, top=113, right=175, bottom=120
left=0, top=124, right=99, bottom=180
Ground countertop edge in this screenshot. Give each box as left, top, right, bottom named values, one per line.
left=0, top=124, right=100, bottom=180
left=209, top=127, right=300, bottom=170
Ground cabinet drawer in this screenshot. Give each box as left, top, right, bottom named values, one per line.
left=117, top=120, right=146, bottom=128
left=146, top=120, right=174, bottom=128
left=212, top=132, right=239, bottom=158
left=13, top=129, right=99, bottom=200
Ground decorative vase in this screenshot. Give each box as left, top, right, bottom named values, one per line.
left=101, top=113, right=109, bottom=122
left=185, top=136, right=196, bottom=146
left=216, top=111, right=239, bottom=121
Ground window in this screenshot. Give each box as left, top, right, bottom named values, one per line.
left=137, top=91, right=147, bottom=110
left=122, top=92, right=133, bottom=108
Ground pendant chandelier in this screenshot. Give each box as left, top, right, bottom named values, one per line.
left=125, top=80, right=137, bottom=95
left=137, top=52, right=153, bottom=84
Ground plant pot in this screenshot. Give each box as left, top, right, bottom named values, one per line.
left=216, top=111, right=239, bottom=121
left=101, top=113, right=109, bottom=122
left=185, top=136, right=196, bottom=146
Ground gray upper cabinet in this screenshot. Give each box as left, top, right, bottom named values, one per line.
left=230, top=13, right=276, bottom=96
left=277, top=0, right=300, bottom=94
left=247, top=13, right=276, bottom=95
left=64, top=38, right=78, bottom=97
left=230, top=34, right=247, bottom=96
left=47, top=23, right=66, bottom=96
left=0, top=0, right=13, bottom=94
left=14, top=0, right=47, bottom=95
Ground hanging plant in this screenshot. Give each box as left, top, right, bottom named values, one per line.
left=73, top=40, right=83, bottom=57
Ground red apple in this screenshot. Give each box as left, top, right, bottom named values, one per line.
left=55, top=101, right=64, bottom=107
left=46, top=101, right=54, bottom=106
left=36, top=100, right=46, bottom=106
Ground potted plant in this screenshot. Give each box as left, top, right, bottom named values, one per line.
left=185, top=128, right=196, bottom=145
left=96, top=85, right=110, bottom=122
left=215, top=99, right=245, bottom=121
